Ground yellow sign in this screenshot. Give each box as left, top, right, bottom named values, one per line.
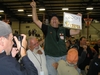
left=63, top=12, right=82, bottom=30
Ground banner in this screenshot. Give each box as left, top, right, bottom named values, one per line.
left=63, top=12, right=82, bottom=29
left=84, top=18, right=92, bottom=26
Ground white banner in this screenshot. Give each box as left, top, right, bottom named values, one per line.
left=63, top=12, right=82, bottom=30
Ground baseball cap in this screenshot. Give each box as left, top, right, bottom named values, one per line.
left=0, top=21, right=12, bottom=37
left=66, top=48, right=78, bottom=64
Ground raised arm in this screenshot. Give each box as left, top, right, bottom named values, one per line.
left=30, top=0, right=42, bottom=28
left=70, top=29, right=80, bottom=36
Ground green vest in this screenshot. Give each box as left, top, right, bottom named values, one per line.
left=44, top=26, right=67, bottom=57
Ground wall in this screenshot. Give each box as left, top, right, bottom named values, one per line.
left=12, top=21, right=20, bottom=34
left=11, top=21, right=43, bottom=39
left=79, top=23, right=100, bottom=40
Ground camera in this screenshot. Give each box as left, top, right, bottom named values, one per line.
left=13, top=35, right=23, bottom=47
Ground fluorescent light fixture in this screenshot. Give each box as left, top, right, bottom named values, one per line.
left=0, top=10, right=4, bottom=12
left=27, top=15, right=32, bottom=16
left=39, top=8, right=45, bottom=11
left=86, top=7, right=93, bottom=10
left=18, top=9, right=24, bottom=12
left=62, top=8, right=69, bottom=10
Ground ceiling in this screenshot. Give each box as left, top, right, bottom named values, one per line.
left=0, top=0, right=100, bottom=23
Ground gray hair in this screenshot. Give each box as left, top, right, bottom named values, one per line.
left=27, top=36, right=38, bottom=46
left=0, top=21, right=12, bottom=38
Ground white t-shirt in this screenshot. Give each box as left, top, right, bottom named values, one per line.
left=27, top=46, right=48, bottom=75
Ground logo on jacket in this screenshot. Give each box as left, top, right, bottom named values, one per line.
left=59, top=33, right=64, bottom=40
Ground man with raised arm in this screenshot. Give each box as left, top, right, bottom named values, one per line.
left=30, top=1, right=81, bottom=75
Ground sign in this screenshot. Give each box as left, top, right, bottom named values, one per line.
left=63, top=12, right=82, bottom=29
left=84, top=18, right=92, bottom=26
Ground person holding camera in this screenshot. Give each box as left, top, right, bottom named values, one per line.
left=0, top=21, right=38, bottom=75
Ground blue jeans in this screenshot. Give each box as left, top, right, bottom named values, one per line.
left=81, top=70, right=86, bottom=75
left=46, top=55, right=66, bottom=75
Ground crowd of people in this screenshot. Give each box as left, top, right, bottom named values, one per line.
left=0, top=0, right=100, bottom=75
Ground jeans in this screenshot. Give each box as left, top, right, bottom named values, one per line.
left=46, top=55, right=66, bottom=75
left=81, top=70, right=86, bottom=75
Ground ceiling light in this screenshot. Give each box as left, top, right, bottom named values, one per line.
left=0, top=10, right=4, bottom=12
left=18, top=9, right=24, bottom=12
left=27, top=15, right=32, bottom=16
left=39, top=8, right=45, bottom=11
left=62, top=8, right=69, bottom=10
left=86, top=7, right=93, bottom=10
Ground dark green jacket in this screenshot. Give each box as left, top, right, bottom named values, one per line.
left=44, top=25, right=69, bottom=57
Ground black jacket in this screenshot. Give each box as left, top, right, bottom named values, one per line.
left=87, top=55, right=100, bottom=75
left=78, top=46, right=93, bottom=70
left=93, top=44, right=100, bottom=53
left=0, top=52, right=38, bottom=75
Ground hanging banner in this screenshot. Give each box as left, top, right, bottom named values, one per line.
left=63, top=12, right=82, bottom=30
left=84, top=18, right=92, bottom=26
